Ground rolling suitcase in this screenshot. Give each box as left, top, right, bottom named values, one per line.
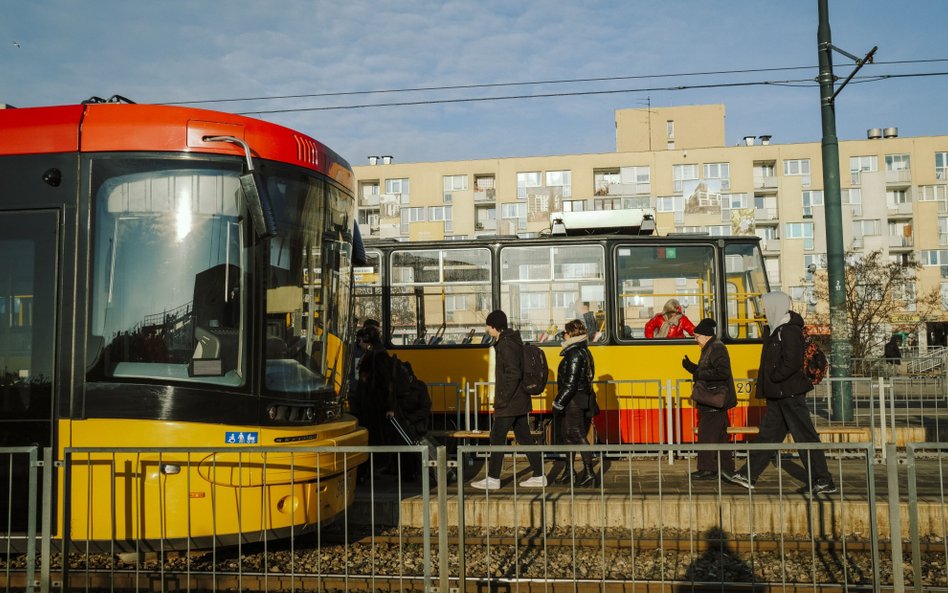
left=388, top=416, right=455, bottom=484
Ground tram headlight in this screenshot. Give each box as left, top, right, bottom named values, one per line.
left=304, top=407, right=315, bottom=421
left=160, top=464, right=181, bottom=475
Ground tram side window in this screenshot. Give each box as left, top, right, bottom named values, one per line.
left=615, top=245, right=715, bottom=340
left=724, top=243, right=769, bottom=339
left=353, top=250, right=383, bottom=331
left=88, top=166, right=246, bottom=387
left=390, top=248, right=491, bottom=346
left=500, top=245, right=606, bottom=343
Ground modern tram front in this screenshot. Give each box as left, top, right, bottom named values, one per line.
left=0, top=102, right=368, bottom=548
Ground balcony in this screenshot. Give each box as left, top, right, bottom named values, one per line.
left=474, top=188, right=496, bottom=202
left=888, top=235, right=914, bottom=249
left=754, top=208, right=779, bottom=222
left=885, top=169, right=912, bottom=185
left=360, top=194, right=380, bottom=207
left=475, top=219, right=497, bottom=232
left=887, top=201, right=914, bottom=217
left=754, top=175, right=778, bottom=190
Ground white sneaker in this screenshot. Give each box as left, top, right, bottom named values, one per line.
left=470, top=477, right=501, bottom=490
left=519, top=475, right=548, bottom=488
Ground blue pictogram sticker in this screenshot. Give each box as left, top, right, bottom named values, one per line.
left=225, top=431, right=258, bottom=444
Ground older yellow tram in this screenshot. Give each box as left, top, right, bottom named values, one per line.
left=354, top=230, right=769, bottom=443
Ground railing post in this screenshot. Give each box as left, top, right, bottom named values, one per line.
left=905, top=445, right=922, bottom=593
left=885, top=443, right=904, bottom=593
left=665, top=379, right=674, bottom=464
left=878, top=377, right=887, bottom=460
left=436, top=445, right=450, bottom=593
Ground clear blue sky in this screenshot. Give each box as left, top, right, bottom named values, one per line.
left=4, top=1, right=948, bottom=166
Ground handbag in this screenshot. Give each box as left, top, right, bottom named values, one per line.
left=691, top=381, right=726, bottom=408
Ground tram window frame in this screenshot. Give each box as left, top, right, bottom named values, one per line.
left=87, top=157, right=250, bottom=388
left=389, top=247, right=492, bottom=346
left=499, top=244, right=606, bottom=344
left=723, top=242, right=769, bottom=340
left=613, top=243, right=716, bottom=341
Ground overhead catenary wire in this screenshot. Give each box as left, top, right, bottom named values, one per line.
left=162, top=57, right=948, bottom=108
left=232, top=71, right=948, bottom=115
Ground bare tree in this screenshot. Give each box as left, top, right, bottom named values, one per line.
left=808, top=250, right=941, bottom=360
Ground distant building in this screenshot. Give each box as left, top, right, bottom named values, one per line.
left=353, top=104, right=948, bottom=350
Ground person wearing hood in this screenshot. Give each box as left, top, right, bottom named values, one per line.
left=728, top=291, right=837, bottom=495
left=681, top=318, right=737, bottom=480
left=551, top=318, right=600, bottom=487
left=645, top=298, right=696, bottom=339
left=471, top=310, right=547, bottom=490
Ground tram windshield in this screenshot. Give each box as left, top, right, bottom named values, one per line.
left=87, top=158, right=352, bottom=394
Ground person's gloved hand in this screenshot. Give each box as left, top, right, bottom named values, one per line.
left=552, top=400, right=565, bottom=414
left=682, top=355, right=697, bottom=374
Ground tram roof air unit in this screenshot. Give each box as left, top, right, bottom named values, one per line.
left=550, top=208, right=656, bottom=237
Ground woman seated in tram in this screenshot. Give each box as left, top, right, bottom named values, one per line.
left=644, top=298, right=695, bottom=338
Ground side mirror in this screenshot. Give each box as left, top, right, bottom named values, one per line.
left=204, top=135, right=277, bottom=239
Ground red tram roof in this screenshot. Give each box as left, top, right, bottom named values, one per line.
left=0, top=103, right=353, bottom=188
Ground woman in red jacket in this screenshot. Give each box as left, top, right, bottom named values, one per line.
left=644, top=298, right=695, bottom=338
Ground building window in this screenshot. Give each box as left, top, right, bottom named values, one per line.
left=721, top=193, right=747, bottom=210
left=501, top=202, right=527, bottom=231
left=887, top=189, right=911, bottom=205
left=785, top=222, right=815, bottom=250
left=703, top=162, right=730, bottom=190
left=516, top=172, right=541, bottom=199
left=656, top=196, right=680, bottom=213
left=562, top=199, right=587, bottom=212
left=922, top=249, right=948, bottom=279
left=594, top=197, right=623, bottom=211
left=443, top=175, right=468, bottom=191
left=849, top=155, right=878, bottom=184
left=546, top=170, right=572, bottom=198
left=802, top=190, right=824, bottom=217
left=937, top=152, right=948, bottom=181
left=920, top=185, right=948, bottom=202
left=385, top=178, right=409, bottom=195
left=885, top=153, right=911, bottom=171
left=429, top=206, right=452, bottom=222
left=594, top=169, right=620, bottom=195
left=783, top=159, right=811, bottom=186
left=672, top=164, right=698, bottom=193
left=853, top=219, right=881, bottom=236
left=361, top=181, right=380, bottom=198
left=666, top=120, right=675, bottom=139
left=941, top=282, right=948, bottom=309
left=940, top=217, right=948, bottom=247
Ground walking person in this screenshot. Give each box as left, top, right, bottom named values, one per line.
left=471, top=310, right=547, bottom=490
left=552, top=319, right=600, bottom=487
left=728, top=291, right=837, bottom=494
left=681, top=318, right=736, bottom=480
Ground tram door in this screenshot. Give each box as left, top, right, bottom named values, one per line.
left=0, top=210, right=58, bottom=533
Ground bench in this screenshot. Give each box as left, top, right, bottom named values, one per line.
left=429, top=429, right=546, bottom=443
left=694, top=425, right=870, bottom=443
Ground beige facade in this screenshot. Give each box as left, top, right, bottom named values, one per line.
left=354, top=104, right=948, bottom=344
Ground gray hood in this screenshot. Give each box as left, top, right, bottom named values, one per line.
left=761, top=291, right=792, bottom=329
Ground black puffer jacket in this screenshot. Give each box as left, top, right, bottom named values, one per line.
left=757, top=311, right=813, bottom=399
left=493, top=328, right=533, bottom=417
left=687, top=337, right=737, bottom=411
left=553, top=339, right=595, bottom=411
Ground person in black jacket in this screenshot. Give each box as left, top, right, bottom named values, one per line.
left=729, top=291, right=837, bottom=495
left=681, top=318, right=736, bottom=481
left=471, top=310, right=547, bottom=490
left=552, top=319, right=599, bottom=487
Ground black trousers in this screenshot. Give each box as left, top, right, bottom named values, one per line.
left=561, top=404, right=594, bottom=470
left=487, top=414, right=543, bottom=479
left=745, top=394, right=831, bottom=484
left=696, top=408, right=734, bottom=474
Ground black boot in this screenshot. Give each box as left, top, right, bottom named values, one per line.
left=555, top=465, right=578, bottom=484
left=576, top=468, right=599, bottom=488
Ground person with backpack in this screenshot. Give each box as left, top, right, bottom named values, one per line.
left=728, top=291, right=837, bottom=495
left=353, top=324, right=397, bottom=473
left=471, top=310, right=547, bottom=490
left=551, top=318, right=599, bottom=487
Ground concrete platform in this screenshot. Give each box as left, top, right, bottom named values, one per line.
left=351, top=456, right=947, bottom=540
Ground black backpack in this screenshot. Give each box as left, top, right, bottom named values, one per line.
left=521, top=343, right=549, bottom=395
left=388, top=354, right=432, bottom=427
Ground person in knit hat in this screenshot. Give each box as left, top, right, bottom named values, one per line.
left=471, top=310, right=547, bottom=490
left=681, top=318, right=737, bottom=481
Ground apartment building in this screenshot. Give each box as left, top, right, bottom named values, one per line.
left=353, top=104, right=948, bottom=349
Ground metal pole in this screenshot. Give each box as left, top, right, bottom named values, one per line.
left=817, top=0, right=853, bottom=420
